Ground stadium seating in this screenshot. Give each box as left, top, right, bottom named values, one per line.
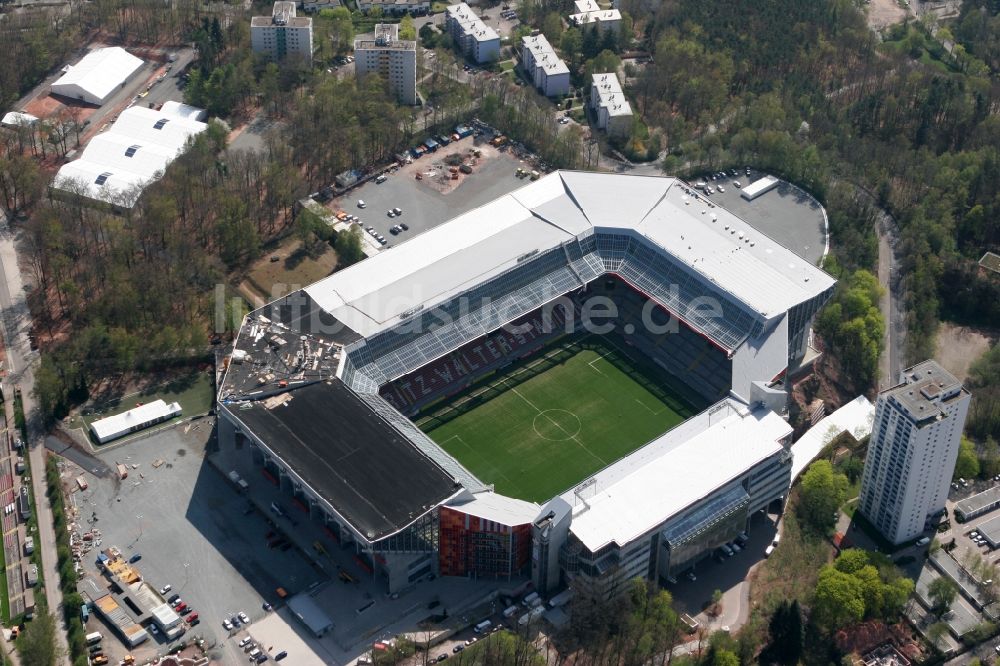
left=586, top=279, right=732, bottom=402
left=380, top=304, right=569, bottom=413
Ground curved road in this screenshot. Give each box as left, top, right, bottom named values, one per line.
left=0, top=212, right=70, bottom=664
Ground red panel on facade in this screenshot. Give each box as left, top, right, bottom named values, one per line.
left=438, top=506, right=532, bottom=579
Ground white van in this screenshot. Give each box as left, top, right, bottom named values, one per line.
left=916, top=536, right=931, bottom=547
left=764, top=544, right=775, bottom=558
left=474, top=620, right=492, bottom=633
left=85, top=631, right=103, bottom=645
left=502, top=605, right=519, bottom=618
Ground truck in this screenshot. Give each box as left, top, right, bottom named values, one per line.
left=24, top=536, right=33, bottom=555
left=76, top=476, right=88, bottom=491
left=502, top=605, right=519, bottom=618
left=518, top=607, right=544, bottom=627
left=116, top=463, right=128, bottom=480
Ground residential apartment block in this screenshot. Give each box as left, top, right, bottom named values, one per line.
left=589, top=72, right=632, bottom=136
left=251, top=1, right=313, bottom=63
left=569, top=0, right=622, bottom=33
left=356, top=0, right=430, bottom=13
left=445, top=3, right=501, bottom=64
left=521, top=34, right=570, bottom=97
left=355, top=24, right=418, bottom=105
left=859, top=360, right=971, bottom=545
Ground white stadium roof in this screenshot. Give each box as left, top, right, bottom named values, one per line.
left=563, top=399, right=791, bottom=552
left=790, top=395, right=875, bottom=481
left=446, top=492, right=540, bottom=525
left=54, top=105, right=207, bottom=207
left=51, top=47, right=144, bottom=105
left=305, top=171, right=835, bottom=338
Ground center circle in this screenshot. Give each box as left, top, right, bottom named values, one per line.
left=533, top=409, right=582, bottom=441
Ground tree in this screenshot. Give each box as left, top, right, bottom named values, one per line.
left=419, top=23, right=439, bottom=49
left=813, top=565, right=865, bottom=632
left=710, top=589, right=723, bottom=616
left=713, top=649, right=740, bottom=666
left=399, top=14, right=416, bottom=41
left=798, top=460, right=848, bottom=533
left=764, top=600, right=803, bottom=665
left=335, top=227, right=365, bottom=266
left=542, top=12, right=563, bottom=43
left=815, top=270, right=885, bottom=389
left=928, top=576, right=957, bottom=615
left=954, top=436, right=980, bottom=480
left=17, top=611, right=59, bottom=666
left=561, top=28, right=582, bottom=66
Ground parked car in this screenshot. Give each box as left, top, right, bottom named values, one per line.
left=399, top=223, right=409, bottom=231
left=159, top=584, right=172, bottom=595
left=168, top=594, right=180, bottom=604
left=358, top=199, right=366, bottom=208
left=275, top=652, right=288, bottom=661
left=222, top=619, right=233, bottom=631
left=129, top=553, right=142, bottom=563
left=238, top=612, right=250, bottom=624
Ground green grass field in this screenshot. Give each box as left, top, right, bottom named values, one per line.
left=419, top=337, right=702, bottom=502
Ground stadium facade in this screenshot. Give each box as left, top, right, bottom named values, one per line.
left=218, top=171, right=835, bottom=596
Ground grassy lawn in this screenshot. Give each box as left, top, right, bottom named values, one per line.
left=499, top=60, right=515, bottom=72
left=431, top=0, right=449, bottom=12
left=420, top=337, right=700, bottom=502
left=80, top=371, right=215, bottom=442
left=244, top=238, right=339, bottom=302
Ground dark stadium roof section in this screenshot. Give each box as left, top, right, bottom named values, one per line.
left=261, top=290, right=363, bottom=346
left=218, top=302, right=349, bottom=402
left=229, top=380, right=462, bottom=541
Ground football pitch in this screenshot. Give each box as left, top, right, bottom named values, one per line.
left=419, top=337, right=705, bottom=502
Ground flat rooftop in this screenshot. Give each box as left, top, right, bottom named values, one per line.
left=592, top=72, right=632, bottom=117
left=883, top=360, right=968, bottom=425
left=446, top=3, right=499, bottom=41
left=303, top=172, right=835, bottom=340
left=225, top=380, right=461, bottom=541
left=955, top=486, right=1000, bottom=517
left=563, top=399, right=790, bottom=552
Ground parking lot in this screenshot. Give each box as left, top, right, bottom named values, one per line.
left=694, top=170, right=827, bottom=266
left=73, top=421, right=321, bottom=665
left=665, top=511, right=779, bottom=630
left=326, top=135, right=530, bottom=248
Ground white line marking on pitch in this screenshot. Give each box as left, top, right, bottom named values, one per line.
left=634, top=398, right=665, bottom=416
left=509, top=385, right=606, bottom=466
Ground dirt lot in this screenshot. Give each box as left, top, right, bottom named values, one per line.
left=934, top=323, right=996, bottom=383
left=867, top=0, right=909, bottom=28
left=241, top=241, right=339, bottom=304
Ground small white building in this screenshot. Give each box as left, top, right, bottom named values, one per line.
left=521, top=34, right=570, bottom=97
left=569, top=0, right=621, bottom=33
left=159, top=101, right=208, bottom=122
left=251, top=1, right=314, bottom=64
left=589, top=72, right=632, bottom=136
left=445, top=3, right=501, bottom=64
left=1, top=112, right=39, bottom=128
left=90, top=399, right=182, bottom=444
left=51, top=47, right=144, bottom=106
left=354, top=24, right=418, bottom=105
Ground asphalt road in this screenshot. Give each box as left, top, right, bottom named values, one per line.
left=0, top=212, right=70, bottom=662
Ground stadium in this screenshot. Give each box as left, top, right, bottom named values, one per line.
left=217, top=171, right=835, bottom=598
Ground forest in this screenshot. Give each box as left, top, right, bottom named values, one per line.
left=631, top=0, right=999, bottom=373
